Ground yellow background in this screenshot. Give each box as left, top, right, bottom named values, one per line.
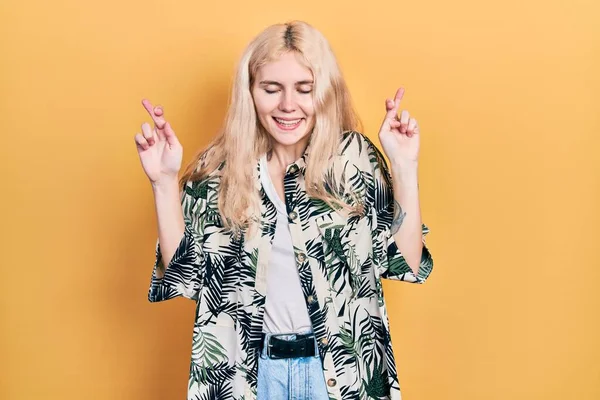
left=2, top=0, right=598, bottom=399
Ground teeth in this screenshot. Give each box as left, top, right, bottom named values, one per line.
left=275, top=118, right=301, bottom=126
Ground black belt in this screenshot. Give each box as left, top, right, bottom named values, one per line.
left=259, top=332, right=317, bottom=359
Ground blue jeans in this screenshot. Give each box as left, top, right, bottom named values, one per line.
left=257, top=331, right=329, bottom=399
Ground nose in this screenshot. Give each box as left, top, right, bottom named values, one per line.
left=278, top=90, right=296, bottom=113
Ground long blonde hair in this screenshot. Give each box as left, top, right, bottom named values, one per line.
left=180, top=20, right=361, bottom=232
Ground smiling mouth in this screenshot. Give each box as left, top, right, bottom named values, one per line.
left=273, top=117, right=304, bottom=129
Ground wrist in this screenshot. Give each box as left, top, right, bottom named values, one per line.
left=390, top=160, right=418, bottom=178
left=151, top=176, right=180, bottom=194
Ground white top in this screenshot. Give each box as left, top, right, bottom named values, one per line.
left=259, top=154, right=313, bottom=334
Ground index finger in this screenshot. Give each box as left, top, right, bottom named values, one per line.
left=141, top=99, right=166, bottom=129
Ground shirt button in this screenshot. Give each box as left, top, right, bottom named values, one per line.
left=320, top=337, right=329, bottom=346
left=288, top=211, right=298, bottom=221
left=288, top=164, right=299, bottom=174
left=307, top=295, right=316, bottom=304
left=327, top=378, right=337, bottom=387
left=296, top=252, right=306, bottom=263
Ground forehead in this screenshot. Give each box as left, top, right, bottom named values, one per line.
left=255, top=52, right=313, bottom=83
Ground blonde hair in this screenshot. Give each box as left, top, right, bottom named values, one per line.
left=180, top=20, right=361, bottom=232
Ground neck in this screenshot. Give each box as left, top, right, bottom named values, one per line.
left=268, top=138, right=309, bottom=171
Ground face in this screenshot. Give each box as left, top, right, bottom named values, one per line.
left=251, top=52, right=316, bottom=151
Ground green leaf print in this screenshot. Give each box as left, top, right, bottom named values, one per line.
left=387, top=252, right=413, bottom=276
left=189, top=329, right=229, bottom=388
left=362, top=359, right=389, bottom=399
left=192, top=329, right=227, bottom=368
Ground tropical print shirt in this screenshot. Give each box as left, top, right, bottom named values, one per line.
left=148, top=131, right=434, bottom=400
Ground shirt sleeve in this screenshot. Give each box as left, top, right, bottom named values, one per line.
left=148, top=179, right=205, bottom=302
left=367, top=139, right=434, bottom=284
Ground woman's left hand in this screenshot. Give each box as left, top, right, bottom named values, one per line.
left=377, top=87, right=420, bottom=165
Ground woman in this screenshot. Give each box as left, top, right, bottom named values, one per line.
left=135, top=20, right=433, bottom=400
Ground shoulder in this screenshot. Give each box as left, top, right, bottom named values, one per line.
left=329, top=131, right=393, bottom=212
left=338, top=130, right=390, bottom=180
left=180, top=151, right=225, bottom=205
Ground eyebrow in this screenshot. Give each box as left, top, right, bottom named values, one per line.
left=259, top=80, right=314, bottom=86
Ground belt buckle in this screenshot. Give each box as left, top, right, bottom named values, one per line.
left=267, top=332, right=314, bottom=360
left=266, top=333, right=288, bottom=359
left=266, top=332, right=303, bottom=359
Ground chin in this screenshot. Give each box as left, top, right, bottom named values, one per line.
left=267, top=120, right=312, bottom=146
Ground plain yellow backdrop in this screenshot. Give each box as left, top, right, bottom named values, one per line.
left=1, top=0, right=598, bottom=399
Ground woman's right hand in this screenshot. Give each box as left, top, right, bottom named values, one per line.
left=135, top=99, right=183, bottom=185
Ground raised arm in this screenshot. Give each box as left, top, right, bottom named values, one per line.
left=136, top=99, right=204, bottom=301
left=135, top=99, right=185, bottom=273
